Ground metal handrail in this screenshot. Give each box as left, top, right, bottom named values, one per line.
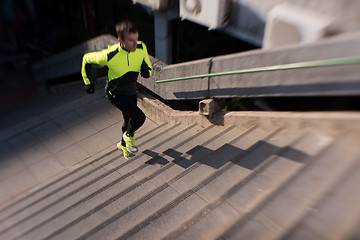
left=156, top=56, right=360, bottom=83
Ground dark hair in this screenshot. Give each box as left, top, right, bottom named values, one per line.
left=115, top=21, right=138, bottom=40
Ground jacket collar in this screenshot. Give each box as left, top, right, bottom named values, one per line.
left=119, top=43, right=131, bottom=53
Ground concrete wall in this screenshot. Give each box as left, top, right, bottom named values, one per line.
left=139, top=32, right=360, bottom=100
left=230, top=0, right=360, bottom=47
left=32, top=32, right=360, bottom=102
left=32, top=34, right=118, bottom=82
left=174, top=0, right=360, bottom=48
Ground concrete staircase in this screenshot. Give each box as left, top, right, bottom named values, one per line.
left=1, top=90, right=360, bottom=239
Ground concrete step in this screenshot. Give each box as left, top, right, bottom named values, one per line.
left=167, top=128, right=331, bottom=239
left=0, top=122, right=193, bottom=239
left=75, top=125, right=251, bottom=240
left=1, top=90, right=360, bottom=240
left=217, top=132, right=360, bottom=240
left=36, top=125, right=226, bottom=240
left=0, top=119, right=248, bottom=238
left=281, top=156, right=360, bottom=240
left=0, top=121, right=164, bottom=225
left=0, top=119, right=345, bottom=240
left=0, top=122, right=215, bottom=239
left=0, top=120, right=162, bottom=223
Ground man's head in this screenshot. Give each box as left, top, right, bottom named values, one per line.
left=115, top=21, right=139, bottom=52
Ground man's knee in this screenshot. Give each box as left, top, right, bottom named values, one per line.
left=137, top=110, right=146, bottom=125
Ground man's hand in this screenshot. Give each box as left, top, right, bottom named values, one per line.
left=85, top=83, right=95, bottom=94
left=140, top=60, right=152, bottom=78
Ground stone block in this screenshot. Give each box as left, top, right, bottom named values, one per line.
left=199, top=99, right=217, bottom=116
left=263, top=3, right=334, bottom=49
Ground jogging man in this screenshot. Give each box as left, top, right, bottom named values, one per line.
left=81, top=21, right=152, bottom=159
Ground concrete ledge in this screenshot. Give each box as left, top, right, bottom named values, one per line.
left=139, top=32, right=360, bottom=100
left=138, top=92, right=213, bottom=128
left=32, top=34, right=117, bottom=83
left=216, top=111, right=360, bottom=136
left=138, top=90, right=360, bottom=135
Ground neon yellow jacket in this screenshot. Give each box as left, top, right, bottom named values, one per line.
left=81, top=41, right=152, bottom=96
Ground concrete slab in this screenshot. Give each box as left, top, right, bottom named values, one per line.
left=64, top=121, right=99, bottom=143
left=0, top=88, right=128, bottom=206
left=54, top=143, right=92, bottom=169
left=18, top=141, right=52, bottom=167
left=2, top=167, right=39, bottom=200
left=29, top=157, right=66, bottom=183
left=0, top=152, right=27, bottom=181
left=42, top=131, right=77, bottom=154
left=0, top=82, right=360, bottom=240
left=78, top=132, right=113, bottom=156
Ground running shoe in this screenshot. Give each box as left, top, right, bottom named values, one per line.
left=123, top=132, right=138, bottom=153
left=117, top=142, right=135, bottom=160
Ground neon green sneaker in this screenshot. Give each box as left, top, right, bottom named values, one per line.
left=123, top=132, right=138, bottom=153
left=117, top=142, right=135, bottom=160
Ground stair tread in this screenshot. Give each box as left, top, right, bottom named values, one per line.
left=281, top=152, right=360, bottom=240
left=37, top=125, right=229, bottom=239
left=0, top=123, right=200, bottom=239
left=1, top=86, right=360, bottom=240
left=167, top=128, right=331, bottom=239
left=219, top=133, right=360, bottom=240
left=0, top=120, right=161, bottom=223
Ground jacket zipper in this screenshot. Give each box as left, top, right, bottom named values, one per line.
left=127, top=53, right=129, bottom=66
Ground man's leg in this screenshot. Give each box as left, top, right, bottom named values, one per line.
left=112, top=94, right=146, bottom=152
left=121, top=111, right=130, bottom=146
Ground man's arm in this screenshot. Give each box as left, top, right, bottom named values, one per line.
left=81, top=50, right=108, bottom=93
left=140, top=43, right=152, bottom=78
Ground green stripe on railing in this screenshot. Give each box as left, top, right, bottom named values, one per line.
left=156, top=56, right=360, bottom=83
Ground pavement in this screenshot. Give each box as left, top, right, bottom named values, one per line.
left=0, top=83, right=158, bottom=205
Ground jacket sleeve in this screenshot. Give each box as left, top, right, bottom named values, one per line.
left=81, top=50, right=108, bottom=85
left=140, top=43, right=152, bottom=79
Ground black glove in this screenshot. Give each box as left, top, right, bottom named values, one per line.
left=140, top=60, right=151, bottom=78
left=85, top=83, right=94, bottom=94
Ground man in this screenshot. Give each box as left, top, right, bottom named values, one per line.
left=81, top=21, right=152, bottom=160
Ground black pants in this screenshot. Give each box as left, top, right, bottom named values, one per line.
left=108, top=94, right=146, bottom=146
